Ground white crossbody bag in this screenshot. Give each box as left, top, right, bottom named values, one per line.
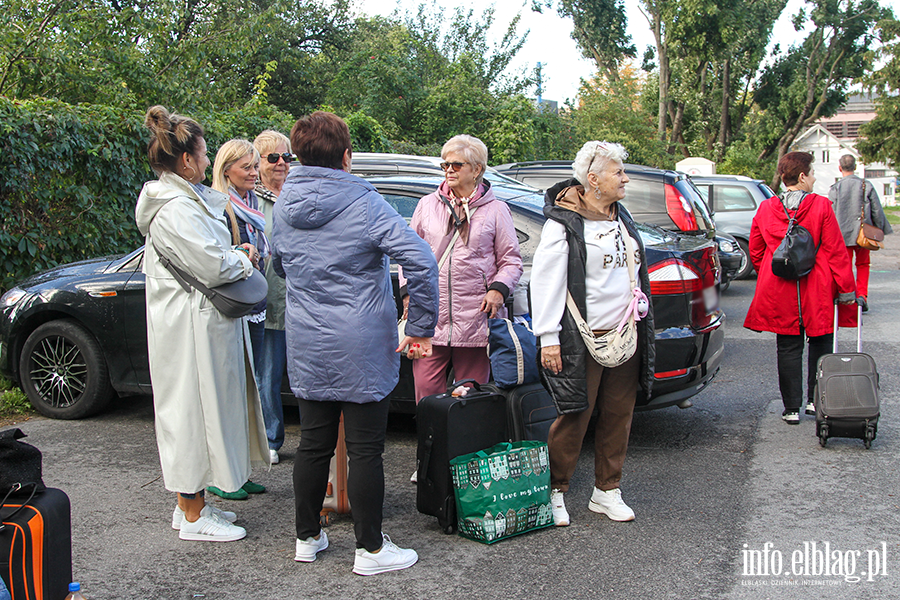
left=565, top=219, right=645, bottom=368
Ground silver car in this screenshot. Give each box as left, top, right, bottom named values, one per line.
left=689, top=174, right=778, bottom=279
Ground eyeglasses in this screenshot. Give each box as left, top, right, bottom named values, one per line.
left=266, top=153, right=293, bottom=164
left=440, top=161, right=469, bottom=172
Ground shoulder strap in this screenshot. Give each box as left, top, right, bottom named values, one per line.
left=224, top=201, right=241, bottom=246
left=617, top=219, right=637, bottom=289
left=151, top=239, right=217, bottom=299
left=436, top=206, right=477, bottom=269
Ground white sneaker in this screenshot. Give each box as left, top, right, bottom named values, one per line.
left=550, top=489, right=570, bottom=526
left=294, top=530, right=329, bottom=562
left=352, top=533, right=418, bottom=576
left=805, top=402, right=816, bottom=416
left=588, top=487, right=635, bottom=522
left=410, top=469, right=418, bottom=484
left=269, top=448, right=280, bottom=464
left=178, top=505, right=246, bottom=541
left=171, top=504, right=237, bottom=530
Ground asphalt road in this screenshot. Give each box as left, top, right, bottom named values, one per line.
left=7, top=251, right=900, bottom=599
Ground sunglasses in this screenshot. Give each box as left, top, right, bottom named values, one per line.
left=266, top=153, right=293, bottom=164
left=440, top=161, right=469, bottom=172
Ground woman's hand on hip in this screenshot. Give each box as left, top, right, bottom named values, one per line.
left=397, top=336, right=433, bottom=360
left=541, top=345, right=562, bottom=374
left=480, top=289, right=505, bottom=318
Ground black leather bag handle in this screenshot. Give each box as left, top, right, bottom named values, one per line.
left=0, top=482, right=39, bottom=533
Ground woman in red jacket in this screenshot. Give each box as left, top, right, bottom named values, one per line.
left=744, top=152, right=857, bottom=424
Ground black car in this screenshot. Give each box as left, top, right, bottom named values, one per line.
left=0, top=176, right=724, bottom=419
left=493, top=161, right=746, bottom=286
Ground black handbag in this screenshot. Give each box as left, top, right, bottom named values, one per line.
left=0, top=428, right=45, bottom=496
left=152, top=241, right=268, bottom=319
left=771, top=196, right=818, bottom=280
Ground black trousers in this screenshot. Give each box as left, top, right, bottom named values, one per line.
left=293, top=397, right=390, bottom=551
left=775, top=331, right=833, bottom=411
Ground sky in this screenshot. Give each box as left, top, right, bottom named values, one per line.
left=353, top=0, right=900, bottom=104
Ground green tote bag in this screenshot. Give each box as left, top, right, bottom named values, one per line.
left=449, top=441, right=553, bottom=544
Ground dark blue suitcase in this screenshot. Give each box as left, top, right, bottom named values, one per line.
left=0, top=486, right=72, bottom=600
left=501, top=382, right=557, bottom=443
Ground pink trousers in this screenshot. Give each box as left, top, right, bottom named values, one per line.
left=412, top=345, right=491, bottom=402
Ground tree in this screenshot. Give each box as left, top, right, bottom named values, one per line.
left=536, top=0, right=635, bottom=83
left=573, top=64, right=671, bottom=167
left=857, top=17, right=900, bottom=166
left=325, top=6, right=534, bottom=152
left=753, top=0, right=888, bottom=188
left=0, top=0, right=354, bottom=112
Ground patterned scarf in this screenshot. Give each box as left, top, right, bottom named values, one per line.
left=441, top=182, right=485, bottom=245
left=229, top=187, right=270, bottom=258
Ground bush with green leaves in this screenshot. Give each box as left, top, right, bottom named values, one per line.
left=0, top=98, right=295, bottom=294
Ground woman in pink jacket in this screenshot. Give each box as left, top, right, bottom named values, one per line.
left=401, top=135, right=523, bottom=403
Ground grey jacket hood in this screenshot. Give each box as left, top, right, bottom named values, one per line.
left=135, top=171, right=228, bottom=235
left=279, top=165, right=375, bottom=230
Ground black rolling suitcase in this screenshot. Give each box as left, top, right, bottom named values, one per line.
left=815, top=305, right=880, bottom=448
left=0, top=486, right=72, bottom=600
left=416, top=380, right=508, bottom=533
left=503, top=382, right=557, bottom=443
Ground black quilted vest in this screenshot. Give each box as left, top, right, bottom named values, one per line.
left=536, top=178, right=656, bottom=414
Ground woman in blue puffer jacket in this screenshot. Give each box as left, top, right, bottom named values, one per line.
left=272, top=111, right=438, bottom=575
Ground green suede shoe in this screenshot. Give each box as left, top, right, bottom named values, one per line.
left=206, top=486, right=249, bottom=500
left=241, top=480, right=266, bottom=494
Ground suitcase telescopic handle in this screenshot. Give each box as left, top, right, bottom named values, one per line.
left=833, top=303, right=862, bottom=354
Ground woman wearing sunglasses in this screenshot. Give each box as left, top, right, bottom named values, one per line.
left=209, top=138, right=271, bottom=500
left=400, top=134, right=523, bottom=416
left=252, top=131, right=293, bottom=466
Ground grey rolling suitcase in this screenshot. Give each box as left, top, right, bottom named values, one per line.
left=815, top=305, right=879, bottom=448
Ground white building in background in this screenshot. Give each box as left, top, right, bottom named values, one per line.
left=790, top=94, right=897, bottom=206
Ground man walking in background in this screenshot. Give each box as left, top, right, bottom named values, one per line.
left=829, top=154, right=893, bottom=312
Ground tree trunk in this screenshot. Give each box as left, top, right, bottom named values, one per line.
left=716, top=58, right=732, bottom=161
left=669, top=101, right=687, bottom=156
left=653, top=14, right=668, bottom=144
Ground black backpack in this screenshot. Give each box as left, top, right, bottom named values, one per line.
left=771, top=195, right=818, bottom=280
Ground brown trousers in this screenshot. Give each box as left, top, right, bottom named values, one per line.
left=547, top=352, right=639, bottom=492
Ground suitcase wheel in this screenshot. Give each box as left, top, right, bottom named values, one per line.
left=818, top=423, right=829, bottom=447
left=320, top=511, right=333, bottom=527
left=443, top=524, right=457, bottom=535
left=864, top=425, right=876, bottom=449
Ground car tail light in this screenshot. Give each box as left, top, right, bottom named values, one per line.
left=665, top=183, right=698, bottom=232
left=655, top=368, right=688, bottom=379
left=648, top=259, right=702, bottom=295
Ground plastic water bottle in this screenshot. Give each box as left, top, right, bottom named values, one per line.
left=64, top=582, right=86, bottom=600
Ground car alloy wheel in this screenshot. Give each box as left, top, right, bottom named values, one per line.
left=20, top=319, right=114, bottom=419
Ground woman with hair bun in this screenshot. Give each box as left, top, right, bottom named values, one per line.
left=135, top=106, right=269, bottom=542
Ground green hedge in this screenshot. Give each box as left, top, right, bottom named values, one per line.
left=0, top=98, right=295, bottom=293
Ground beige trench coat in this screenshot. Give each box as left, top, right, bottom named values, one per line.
left=135, top=172, right=269, bottom=494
